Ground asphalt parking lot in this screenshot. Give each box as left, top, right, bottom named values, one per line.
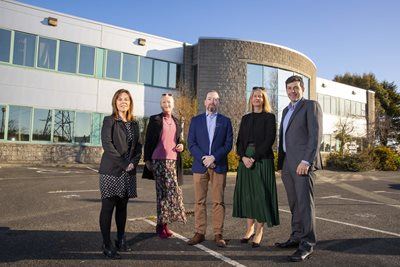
left=0, top=165, right=399, bottom=266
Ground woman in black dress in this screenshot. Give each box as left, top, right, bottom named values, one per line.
left=233, top=86, right=280, bottom=248
left=98, top=89, right=142, bottom=259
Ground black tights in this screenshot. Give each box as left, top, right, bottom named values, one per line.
left=99, top=196, right=129, bottom=246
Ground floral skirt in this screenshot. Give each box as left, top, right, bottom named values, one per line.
left=153, top=159, right=187, bottom=224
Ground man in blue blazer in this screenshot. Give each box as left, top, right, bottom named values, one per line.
left=187, top=90, right=233, bottom=247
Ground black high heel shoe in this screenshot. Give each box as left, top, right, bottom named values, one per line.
left=115, top=236, right=132, bottom=252
left=102, top=244, right=121, bottom=259
left=251, top=233, right=263, bottom=248
left=240, top=233, right=255, bottom=243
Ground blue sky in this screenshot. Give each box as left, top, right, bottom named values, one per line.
left=18, top=0, right=400, bottom=88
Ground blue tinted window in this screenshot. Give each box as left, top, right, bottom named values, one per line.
left=139, top=57, right=153, bottom=85
left=122, top=53, right=138, bottom=82
left=168, top=63, right=177, bottom=88
left=91, top=113, right=102, bottom=145
left=32, top=108, right=51, bottom=141
left=0, top=29, right=11, bottom=62
left=247, top=64, right=263, bottom=92
left=37, top=37, right=57, bottom=69
left=74, top=112, right=91, bottom=143
left=59, top=41, right=77, bottom=73
left=153, top=60, right=168, bottom=87
left=8, top=106, right=32, bottom=141
left=13, top=31, right=36, bottom=67
left=79, top=45, right=95, bottom=75
left=0, top=105, right=6, bottom=139
left=53, top=110, right=74, bottom=143
left=106, top=50, right=121, bottom=79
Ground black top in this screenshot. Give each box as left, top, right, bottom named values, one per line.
left=98, top=115, right=142, bottom=176
left=99, top=120, right=138, bottom=199
left=142, top=113, right=184, bottom=185
left=236, top=112, right=276, bottom=161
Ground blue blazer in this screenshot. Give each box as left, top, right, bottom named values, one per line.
left=188, top=113, right=233, bottom=174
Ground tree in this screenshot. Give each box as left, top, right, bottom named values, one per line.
left=334, top=72, right=400, bottom=145
left=173, top=81, right=198, bottom=141
left=333, top=117, right=354, bottom=156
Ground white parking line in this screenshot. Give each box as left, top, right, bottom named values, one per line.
left=130, top=217, right=245, bottom=267
left=320, top=195, right=400, bottom=208
left=48, top=189, right=99, bottom=194
left=279, top=209, right=400, bottom=238
left=86, top=167, right=99, bottom=173
left=374, top=190, right=400, bottom=195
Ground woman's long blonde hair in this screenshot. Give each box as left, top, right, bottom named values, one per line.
left=247, top=87, right=272, bottom=113
left=112, top=89, right=135, bottom=121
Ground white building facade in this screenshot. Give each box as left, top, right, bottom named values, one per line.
left=0, top=1, right=375, bottom=163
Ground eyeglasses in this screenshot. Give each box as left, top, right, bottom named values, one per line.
left=252, top=86, right=265, bottom=91
left=162, top=93, right=173, bottom=96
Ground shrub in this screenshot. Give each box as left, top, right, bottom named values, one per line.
left=370, top=146, right=400, bottom=171
left=228, top=151, right=240, bottom=172
left=181, top=149, right=193, bottom=169
left=326, top=152, right=375, bottom=172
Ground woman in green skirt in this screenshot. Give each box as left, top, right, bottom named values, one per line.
left=233, top=86, right=280, bottom=247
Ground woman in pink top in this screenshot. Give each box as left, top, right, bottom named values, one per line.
left=143, top=94, right=187, bottom=238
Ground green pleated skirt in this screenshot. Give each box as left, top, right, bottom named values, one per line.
left=232, top=146, right=280, bottom=226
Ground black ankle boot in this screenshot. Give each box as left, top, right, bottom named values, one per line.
left=115, top=236, right=132, bottom=252
left=102, top=244, right=121, bottom=259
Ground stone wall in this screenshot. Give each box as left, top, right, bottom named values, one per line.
left=0, top=143, right=103, bottom=164
left=185, top=38, right=317, bottom=135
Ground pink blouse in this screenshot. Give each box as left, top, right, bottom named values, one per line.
left=151, top=116, right=178, bottom=160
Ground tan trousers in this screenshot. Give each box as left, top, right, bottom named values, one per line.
left=193, top=169, right=226, bottom=235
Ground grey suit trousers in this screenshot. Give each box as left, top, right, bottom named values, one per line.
left=281, top=157, right=316, bottom=250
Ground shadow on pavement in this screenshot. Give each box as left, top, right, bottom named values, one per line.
left=0, top=227, right=220, bottom=263
left=318, top=238, right=400, bottom=255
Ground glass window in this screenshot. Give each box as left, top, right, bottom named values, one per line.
left=53, top=110, right=74, bottom=143
left=361, top=103, right=366, bottom=116
left=153, top=60, right=168, bottom=87
left=323, top=95, right=331, bottom=114
left=58, top=40, right=78, bottom=73
left=13, top=31, right=36, bottom=67
left=168, top=63, right=177, bottom=88
left=106, top=50, right=121, bottom=79
left=317, top=94, right=324, bottom=109
left=331, top=97, right=337, bottom=115
left=139, top=57, right=153, bottom=84
left=351, top=101, right=356, bottom=116
left=91, top=113, right=102, bottom=145
left=247, top=64, right=263, bottom=92
left=37, top=37, right=56, bottom=69
left=32, top=108, right=51, bottom=141
left=0, top=29, right=11, bottom=62
left=7, top=106, right=32, bottom=141
left=78, top=45, right=95, bottom=75
left=345, top=100, right=351, bottom=116
left=339, top=98, right=345, bottom=116
left=74, top=112, right=91, bottom=143
left=356, top=102, right=362, bottom=116
left=122, top=53, right=138, bottom=82
left=263, top=66, right=278, bottom=112
left=0, top=105, right=6, bottom=139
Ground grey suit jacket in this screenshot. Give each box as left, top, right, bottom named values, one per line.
left=277, top=98, right=323, bottom=171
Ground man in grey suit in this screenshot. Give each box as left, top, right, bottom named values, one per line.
left=275, top=75, right=323, bottom=262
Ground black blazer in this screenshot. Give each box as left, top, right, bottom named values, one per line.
left=98, top=115, right=142, bottom=176
left=236, top=112, right=276, bottom=161
left=142, top=113, right=184, bottom=185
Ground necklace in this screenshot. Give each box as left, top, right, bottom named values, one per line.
left=164, top=117, right=173, bottom=126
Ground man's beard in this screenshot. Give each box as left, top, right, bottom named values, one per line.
left=207, top=105, right=216, bottom=113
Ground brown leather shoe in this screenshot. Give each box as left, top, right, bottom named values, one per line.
left=187, top=233, right=205, bottom=245
left=214, top=234, right=227, bottom=248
